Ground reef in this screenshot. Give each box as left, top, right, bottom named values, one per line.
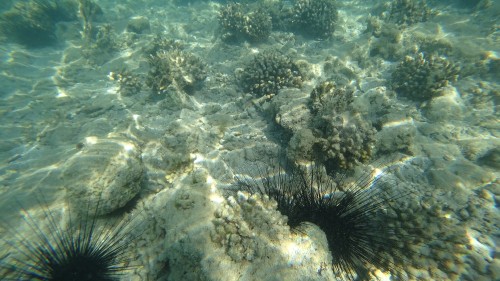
left=391, top=53, right=460, bottom=101
left=146, top=47, right=207, bottom=94
left=290, top=0, right=338, bottom=39
left=235, top=163, right=423, bottom=281
left=218, top=3, right=272, bottom=43
left=240, top=51, right=303, bottom=98
left=309, top=81, right=352, bottom=114
left=0, top=0, right=78, bottom=47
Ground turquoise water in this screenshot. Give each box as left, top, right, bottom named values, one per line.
left=0, top=1, right=498, bottom=280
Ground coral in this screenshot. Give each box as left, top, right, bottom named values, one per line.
left=211, top=192, right=288, bottom=262
left=79, top=0, right=103, bottom=43
left=218, top=3, right=272, bottom=43
left=303, top=82, right=375, bottom=170
left=311, top=115, right=376, bottom=170
left=146, top=48, right=207, bottom=94
left=391, top=53, right=460, bottom=101
left=0, top=0, right=78, bottom=47
left=93, top=24, right=117, bottom=50
left=240, top=51, right=303, bottom=98
left=368, top=23, right=404, bottom=61
left=309, top=81, right=353, bottom=114
left=82, top=24, right=120, bottom=65
left=109, top=69, right=143, bottom=96
left=413, top=32, right=454, bottom=56
left=143, top=36, right=185, bottom=58
left=271, top=82, right=375, bottom=170
left=290, top=0, right=338, bottom=39
left=260, top=1, right=292, bottom=31
left=388, top=0, right=434, bottom=26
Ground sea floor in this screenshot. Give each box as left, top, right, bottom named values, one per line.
left=0, top=1, right=498, bottom=280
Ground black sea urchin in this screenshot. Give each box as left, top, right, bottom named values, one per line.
left=1, top=197, right=139, bottom=281
left=236, top=161, right=410, bottom=281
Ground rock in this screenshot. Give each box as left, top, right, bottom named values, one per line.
left=478, top=147, right=500, bottom=169
left=62, top=137, right=143, bottom=215
left=127, top=16, right=150, bottom=34
left=377, top=122, right=416, bottom=153
left=424, top=87, right=464, bottom=122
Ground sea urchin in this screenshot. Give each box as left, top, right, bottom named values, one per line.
left=236, top=162, right=409, bottom=280
left=1, top=197, right=139, bottom=281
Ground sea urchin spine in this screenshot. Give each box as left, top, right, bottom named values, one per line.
left=1, top=197, right=140, bottom=281
left=236, top=162, right=410, bottom=280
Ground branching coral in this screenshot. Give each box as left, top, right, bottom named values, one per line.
left=388, top=0, right=434, bottom=26
left=218, top=3, right=272, bottom=43
left=284, top=82, right=376, bottom=170
left=240, top=51, right=303, bottom=98
left=109, top=70, right=143, bottom=96
left=146, top=48, right=207, bottom=94
left=309, top=81, right=353, bottom=114
left=391, top=53, right=460, bottom=101
left=291, top=0, right=338, bottom=39
left=311, top=115, right=376, bottom=170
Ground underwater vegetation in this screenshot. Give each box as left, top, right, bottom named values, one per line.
left=82, top=23, right=120, bottom=65
left=79, top=0, right=104, bottom=44
left=0, top=197, right=140, bottom=280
